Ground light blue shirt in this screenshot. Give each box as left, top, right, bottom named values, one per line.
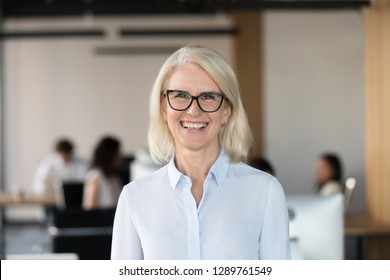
left=111, top=151, right=291, bottom=260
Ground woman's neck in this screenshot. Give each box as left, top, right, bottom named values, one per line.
left=174, top=147, right=221, bottom=181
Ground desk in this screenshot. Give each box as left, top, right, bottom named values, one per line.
left=345, top=213, right=390, bottom=236
left=0, top=191, right=57, bottom=259
left=0, top=191, right=56, bottom=207
left=345, top=213, right=390, bottom=259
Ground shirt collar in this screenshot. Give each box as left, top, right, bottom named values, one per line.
left=209, top=150, right=229, bottom=186
left=167, top=150, right=230, bottom=190
left=167, top=156, right=182, bottom=190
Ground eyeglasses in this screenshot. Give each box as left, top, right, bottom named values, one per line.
left=164, top=90, right=225, bottom=113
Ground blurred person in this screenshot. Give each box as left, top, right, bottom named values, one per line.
left=32, top=138, right=87, bottom=196
left=83, top=136, right=123, bottom=210
left=315, top=153, right=343, bottom=195
left=111, top=45, right=290, bottom=260
left=248, top=156, right=275, bottom=176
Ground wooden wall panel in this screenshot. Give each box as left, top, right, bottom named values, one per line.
left=232, top=12, right=263, bottom=158
left=365, top=0, right=390, bottom=224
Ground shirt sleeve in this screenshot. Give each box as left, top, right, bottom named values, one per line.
left=111, top=186, right=144, bottom=259
left=32, top=157, right=53, bottom=194
left=258, top=177, right=291, bottom=259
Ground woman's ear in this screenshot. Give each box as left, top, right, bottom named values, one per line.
left=222, top=102, right=232, bottom=125
left=161, top=96, right=167, bottom=121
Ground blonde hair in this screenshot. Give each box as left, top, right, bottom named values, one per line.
left=148, top=45, right=253, bottom=164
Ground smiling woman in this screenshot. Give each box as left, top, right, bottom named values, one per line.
left=149, top=45, right=252, bottom=164
left=111, top=45, right=291, bottom=260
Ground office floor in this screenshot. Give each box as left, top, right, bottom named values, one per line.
left=3, top=223, right=52, bottom=257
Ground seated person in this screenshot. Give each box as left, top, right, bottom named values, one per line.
left=315, top=152, right=343, bottom=195
left=32, top=138, right=88, bottom=196
left=83, top=136, right=123, bottom=210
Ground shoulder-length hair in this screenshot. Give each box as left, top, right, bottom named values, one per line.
left=321, top=153, right=343, bottom=182
left=148, top=45, right=253, bottom=164
left=92, top=136, right=121, bottom=177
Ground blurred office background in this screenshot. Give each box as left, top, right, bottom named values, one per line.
left=2, top=0, right=390, bottom=259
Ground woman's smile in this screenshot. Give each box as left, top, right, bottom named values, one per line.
left=180, top=121, right=208, bottom=130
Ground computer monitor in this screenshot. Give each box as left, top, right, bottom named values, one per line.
left=6, top=253, right=79, bottom=260
left=286, top=194, right=344, bottom=260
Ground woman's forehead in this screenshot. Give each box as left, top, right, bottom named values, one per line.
left=166, top=64, right=219, bottom=91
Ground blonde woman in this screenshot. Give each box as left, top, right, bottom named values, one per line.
left=111, top=45, right=290, bottom=260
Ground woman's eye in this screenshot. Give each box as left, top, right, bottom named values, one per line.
left=202, top=94, right=216, bottom=100
left=175, top=92, right=190, bottom=99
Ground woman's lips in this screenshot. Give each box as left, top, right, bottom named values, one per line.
left=180, top=121, right=208, bottom=129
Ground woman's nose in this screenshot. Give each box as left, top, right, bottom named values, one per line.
left=186, top=99, right=203, bottom=115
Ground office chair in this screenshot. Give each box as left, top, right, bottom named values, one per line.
left=54, top=180, right=84, bottom=210
left=117, top=154, right=135, bottom=185
left=49, top=207, right=116, bottom=260
left=50, top=180, right=115, bottom=259
left=344, top=177, right=357, bottom=212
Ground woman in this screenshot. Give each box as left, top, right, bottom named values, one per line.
left=316, top=153, right=343, bottom=195
left=83, top=136, right=122, bottom=210
left=111, top=45, right=290, bottom=260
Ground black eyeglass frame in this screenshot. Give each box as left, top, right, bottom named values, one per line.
left=164, top=90, right=226, bottom=113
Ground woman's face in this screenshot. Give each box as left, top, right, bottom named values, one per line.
left=315, top=158, right=333, bottom=185
left=162, top=64, right=231, bottom=155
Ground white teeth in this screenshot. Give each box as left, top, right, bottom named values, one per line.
left=182, top=122, right=207, bottom=129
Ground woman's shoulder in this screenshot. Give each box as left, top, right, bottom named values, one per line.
left=227, top=161, right=280, bottom=190
left=231, top=161, right=275, bottom=180
left=226, top=162, right=286, bottom=203
left=86, top=167, right=98, bottom=174
left=320, top=181, right=343, bottom=195
left=85, top=168, right=101, bottom=180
